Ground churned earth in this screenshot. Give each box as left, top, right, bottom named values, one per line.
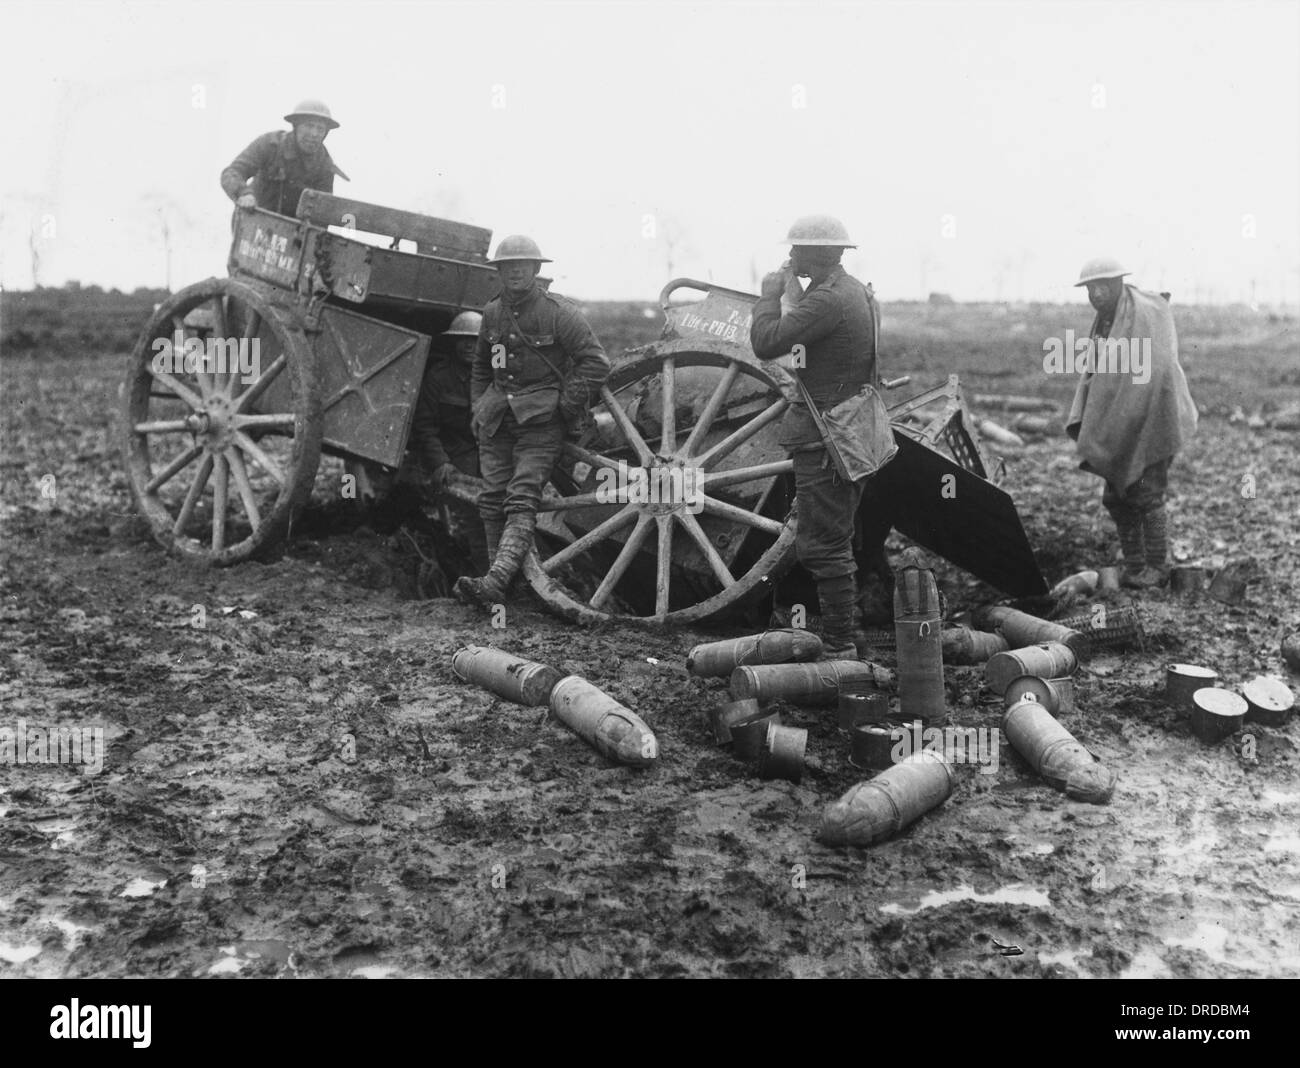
left=1, top=302, right=1298, bottom=978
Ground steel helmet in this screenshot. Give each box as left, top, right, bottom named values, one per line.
left=784, top=214, right=856, bottom=248
left=284, top=99, right=339, bottom=130
left=490, top=235, right=552, bottom=263
left=444, top=311, right=483, bottom=337
left=1074, top=257, right=1130, bottom=286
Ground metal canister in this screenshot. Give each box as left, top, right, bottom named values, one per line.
left=1242, top=676, right=1294, bottom=727
left=819, top=751, right=956, bottom=847
left=837, top=690, right=890, bottom=729
left=1189, top=687, right=1247, bottom=743
left=1165, top=663, right=1218, bottom=712
left=707, top=698, right=761, bottom=745
left=729, top=661, right=895, bottom=706
left=758, top=724, right=807, bottom=783
left=985, top=642, right=1078, bottom=694
left=451, top=645, right=564, bottom=706
left=1169, top=565, right=1205, bottom=596
left=894, top=553, right=946, bottom=724
left=686, top=629, right=824, bottom=678
left=731, top=710, right=781, bottom=761
left=849, top=723, right=897, bottom=771
left=1002, top=696, right=1115, bottom=804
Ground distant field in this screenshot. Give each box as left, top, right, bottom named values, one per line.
left=4, top=286, right=1296, bottom=417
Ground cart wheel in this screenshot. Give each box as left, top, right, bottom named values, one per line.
left=523, top=344, right=798, bottom=625
left=122, top=277, right=322, bottom=564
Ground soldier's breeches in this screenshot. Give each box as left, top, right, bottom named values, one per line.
left=477, top=412, right=565, bottom=523
left=793, top=448, right=865, bottom=581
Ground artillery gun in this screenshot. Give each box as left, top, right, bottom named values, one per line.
left=122, top=193, right=1045, bottom=624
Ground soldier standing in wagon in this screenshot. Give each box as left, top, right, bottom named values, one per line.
left=454, top=236, right=610, bottom=607
left=220, top=99, right=349, bottom=216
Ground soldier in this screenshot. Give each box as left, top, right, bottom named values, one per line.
left=453, top=236, right=611, bottom=606
left=1066, top=257, right=1197, bottom=588
left=750, top=215, right=897, bottom=658
left=220, top=99, right=349, bottom=215
left=408, top=311, right=489, bottom=572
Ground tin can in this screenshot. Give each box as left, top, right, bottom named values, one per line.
left=1166, top=663, right=1218, bottom=712
left=1242, top=676, right=1294, bottom=727
left=849, top=723, right=897, bottom=771
left=731, top=710, right=781, bottom=761
left=1169, top=565, right=1204, bottom=596
left=1189, top=687, right=1247, bottom=743
left=837, top=690, right=890, bottom=729
left=758, top=724, right=807, bottom=783
left=707, top=697, right=761, bottom=745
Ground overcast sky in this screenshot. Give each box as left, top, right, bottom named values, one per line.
left=2, top=0, right=1297, bottom=304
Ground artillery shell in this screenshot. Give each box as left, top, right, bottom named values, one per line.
left=686, top=629, right=824, bottom=678
left=973, top=606, right=1090, bottom=660
left=1050, top=570, right=1099, bottom=600
left=1169, top=565, right=1205, bottom=596
left=731, top=710, right=781, bottom=761
left=451, top=645, right=564, bottom=706
left=707, top=698, right=760, bottom=745
left=941, top=626, right=1009, bottom=665
left=1002, top=697, right=1115, bottom=804
left=837, top=690, right=890, bottom=729
left=729, top=661, right=895, bottom=706
left=895, top=558, right=946, bottom=724
left=1096, top=566, right=1122, bottom=592
left=1189, top=687, right=1247, bottom=743
left=1242, top=676, right=1294, bottom=727
left=818, top=751, right=956, bottom=847
left=985, top=642, right=1078, bottom=695
left=758, top=724, right=807, bottom=783
left=1165, top=663, right=1218, bottom=712
left=849, top=723, right=897, bottom=771
left=548, top=676, right=658, bottom=767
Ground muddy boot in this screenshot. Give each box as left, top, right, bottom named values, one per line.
left=1108, top=504, right=1146, bottom=583
left=817, top=574, right=865, bottom=660
left=1141, top=504, right=1170, bottom=585
left=454, top=512, right=535, bottom=606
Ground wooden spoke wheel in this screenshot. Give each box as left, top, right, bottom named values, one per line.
left=523, top=343, right=798, bottom=624
left=122, top=277, right=322, bottom=564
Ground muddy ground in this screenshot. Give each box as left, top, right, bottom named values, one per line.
left=1, top=302, right=1298, bottom=978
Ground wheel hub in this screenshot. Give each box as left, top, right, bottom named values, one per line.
left=186, top=394, right=236, bottom=449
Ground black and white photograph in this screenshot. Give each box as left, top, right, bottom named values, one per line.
left=1, top=0, right=1298, bottom=998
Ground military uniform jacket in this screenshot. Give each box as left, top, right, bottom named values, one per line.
left=411, top=357, right=476, bottom=470
left=750, top=265, right=879, bottom=448
left=470, top=285, right=610, bottom=438
left=220, top=131, right=349, bottom=216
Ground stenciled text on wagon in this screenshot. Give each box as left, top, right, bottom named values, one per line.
left=150, top=329, right=261, bottom=385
